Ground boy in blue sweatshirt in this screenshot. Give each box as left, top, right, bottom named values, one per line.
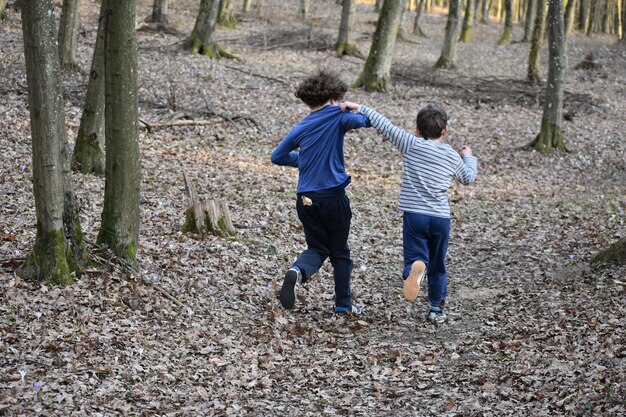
left=271, top=70, right=370, bottom=315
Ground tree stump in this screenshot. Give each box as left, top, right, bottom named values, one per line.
left=182, top=171, right=236, bottom=237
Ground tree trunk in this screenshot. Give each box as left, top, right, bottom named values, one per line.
left=578, top=0, right=588, bottom=31
left=497, top=0, right=514, bottom=43
left=0, top=0, right=8, bottom=18
left=527, top=0, right=547, bottom=81
left=300, top=0, right=310, bottom=19
left=564, top=0, right=577, bottom=34
left=435, top=0, right=461, bottom=68
left=413, top=0, right=428, bottom=36
left=58, top=0, right=80, bottom=70
left=97, top=0, right=141, bottom=262
left=460, top=0, right=476, bottom=41
left=151, top=0, right=168, bottom=24
left=621, top=0, right=626, bottom=42
left=219, top=0, right=236, bottom=28
left=531, top=0, right=566, bottom=152
left=353, top=0, right=404, bottom=91
left=187, top=0, right=234, bottom=58
left=19, top=0, right=90, bottom=284
left=243, top=0, right=252, bottom=12
left=522, top=0, right=537, bottom=41
left=336, top=0, right=360, bottom=55
left=592, top=236, right=626, bottom=265
left=376, top=0, right=384, bottom=12
left=587, top=0, right=597, bottom=34
left=73, top=0, right=106, bottom=175
left=481, top=0, right=490, bottom=22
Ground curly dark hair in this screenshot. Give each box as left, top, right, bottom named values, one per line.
left=416, top=103, right=448, bottom=140
left=294, top=69, right=348, bottom=108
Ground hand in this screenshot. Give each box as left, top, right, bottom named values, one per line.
left=460, top=145, right=473, bottom=157
left=340, top=101, right=360, bottom=112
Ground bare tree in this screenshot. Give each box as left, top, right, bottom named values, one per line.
left=527, top=0, right=547, bottom=82
left=58, top=0, right=80, bottom=70
left=522, top=0, right=537, bottom=41
left=578, top=0, right=588, bottom=32
left=531, top=0, right=567, bottom=152
left=435, top=0, right=461, bottom=69
left=97, top=0, right=141, bottom=261
left=0, top=0, right=8, bottom=18
left=481, top=0, right=490, bottom=23
left=336, top=0, right=360, bottom=55
left=151, top=0, right=169, bottom=25
left=187, top=0, right=236, bottom=58
left=564, top=0, right=577, bottom=35
left=413, top=0, right=427, bottom=36
left=621, top=0, right=626, bottom=43
left=73, top=0, right=107, bottom=175
left=243, top=0, right=253, bottom=12
left=300, top=0, right=310, bottom=19
left=353, top=0, right=404, bottom=91
left=375, top=0, right=384, bottom=12
left=497, top=0, right=514, bottom=44
left=18, top=0, right=90, bottom=284
left=460, top=0, right=476, bottom=42
left=219, top=0, right=236, bottom=28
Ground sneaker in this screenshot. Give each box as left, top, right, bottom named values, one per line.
left=403, top=260, right=426, bottom=302
left=279, top=268, right=301, bottom=310
left=335, top=304, right=364, bottom=315
left=427, top=309, right=447, bottom=324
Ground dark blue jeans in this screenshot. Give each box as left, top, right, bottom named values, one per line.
left=402, top=212, right=450, bottom=308
left=293, top=191, right=353, bottom=309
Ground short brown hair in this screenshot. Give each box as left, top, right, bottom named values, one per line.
left=416, top=104, right=448, bottom=140
left=294, top=69, right=348, bottom=108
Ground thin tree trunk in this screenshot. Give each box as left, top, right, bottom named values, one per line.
left=19, top=0, right=89, bottom=284
left=151, top=0, right=168, bottom=24
left=336, top=0, right=360, bottom=55
left=460, top=0, right=476, bottom=41
left=219, top=0, right=236, bottom=28
left=532, top=0, right=566, bottom=152
left=564, top=0, right=577, bottom=34
left=497, top=0, right=514, bottom=43
left=98, top=0, right=141, bottom=262
left=621, top=0, right=626, bottom=42
left=413, top=0, right=428, bottom=36
left=578, top=0, right=588, bottom=31
left=354, top=0, right=404, bottom=91
left=587, top=0, right=597, bottom=34
left=243, top=0, right=252, bottom=12
left=481, top=0, right=491, bottom=22
left=522, top=0, right=537, bottom=40
left=0, top=0, right=8, bottom=18
left=300, top=0, right=310, bottom=19
left=376, top=0, right=384, bottom=12
left=73, top=0, right=106, bottom=175
left=528, top=0, right=547, bottom=81
left=58, top=0, right=80, bottom=70
left=435, top=0, right=461, bottom=68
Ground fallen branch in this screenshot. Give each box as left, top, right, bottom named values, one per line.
left=139, top=118, right=223, bottom=131
left=220, top=63, right=291, bottom=86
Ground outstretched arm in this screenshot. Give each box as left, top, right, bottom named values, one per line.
left=454, top=145, right=478, bottom=185
left=342, top=101, right=420, bottom=154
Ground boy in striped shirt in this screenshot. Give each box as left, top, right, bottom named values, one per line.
left=341, top=101, right=477, bottom=323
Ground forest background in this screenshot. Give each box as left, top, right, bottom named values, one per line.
left=0, top=0, right=625, bottom=415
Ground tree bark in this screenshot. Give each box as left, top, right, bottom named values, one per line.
left=522, top=0, right=537, bottom=41
left=300, top=0, right=310, bottom=19
left=587, top=0, right=597, bottom=34
left=527, top=0, right=547, bottom=82
left=336, top=0, right=360, bottom=55
left=592, top=236, right=626, bottom=265
left=354, top=0, right=404, bottom=91
left=376, top=0, right=384, bottom=12
left=19, top=0, right=90, bottom=284
left=97, top=0, right=141, bottom=262
left=621, top=0, right=626, bottom=42
left=413, top=0, right=428, bottom=36
left=0, top=0, right=8, bottom=18
left=481, top=0, right=491, bottom=22
left=151, top=0, right=168, bottom=24
left=187, top=0, right=235, bottom=58
left=58, top=0, right=80, bottom=70
left=531, top=0, right=566, bottom=152
left=243, top=0, right=252, bottom=12
left=564, top=0, right=577, bottom=34
left=578, top=0, right=588, bottom=31
left=497, top=0, right=514, bottom=43
left=73, top=0, right=106, bottom=175
left=460, top=0, right=476, bottom=42
left=219, top=0, right=236, bottom=28
left=435, top=0, right=461, bottom=69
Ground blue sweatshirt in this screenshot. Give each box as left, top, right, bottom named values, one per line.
left=271, top=105, right=370, bottom=193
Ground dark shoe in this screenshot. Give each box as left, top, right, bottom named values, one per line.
left=279, top=268, right=301, bottom=310
left=403, top=260, right=426, bottom=302
left=335, top=304, right=364, bottom=315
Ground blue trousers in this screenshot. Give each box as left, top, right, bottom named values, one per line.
left=402, top=212, right=450, bottom=308
left=293, top=192, right=353, bottom=309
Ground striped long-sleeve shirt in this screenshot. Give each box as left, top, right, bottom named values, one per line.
left=358, top=106, right=478, bottom=219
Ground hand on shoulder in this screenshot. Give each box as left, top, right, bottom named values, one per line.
left=340, top=101, right=360, bottom=112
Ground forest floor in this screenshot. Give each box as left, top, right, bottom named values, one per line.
left=1, top=1, right=625, bottom=416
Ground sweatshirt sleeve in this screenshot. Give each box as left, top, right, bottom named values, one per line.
left=453, top=155, right=478, bottom=185
left=357, top=105, right=420, bottom=154
left=340, top=111, right=371, bottom=132
left=270, top=129, right=299, bottom=168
